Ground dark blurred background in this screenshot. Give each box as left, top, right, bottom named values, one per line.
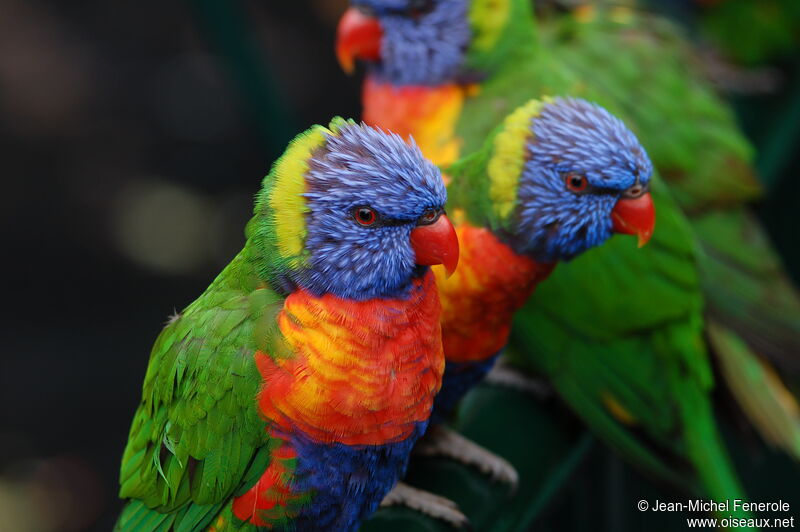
left=0, top=1, right=797, bottom=531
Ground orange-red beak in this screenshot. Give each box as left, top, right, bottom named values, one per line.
left=336, top=7, right=383, bottom=74
left=611, top=192, right=655, bottom=247
left=410, top=215, right=459, bottom=277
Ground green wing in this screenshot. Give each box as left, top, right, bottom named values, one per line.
left=506, top=178, right=750, bottom=511
left=116, top=251, right=284, bottom=532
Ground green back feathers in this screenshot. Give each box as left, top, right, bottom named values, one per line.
left=458, top=4, right=759, bottom=213
left=534, top=7, right=759, bottom=210
left=248, top=117, right=355, bottom=283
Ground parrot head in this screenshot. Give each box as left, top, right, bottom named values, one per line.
left=250, top=118, right=459, bottom=300
left=463, top=97, right=655, bottom=262
left=336, top=0, right=471, bottom=85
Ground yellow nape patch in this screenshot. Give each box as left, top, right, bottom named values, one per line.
left=602, top=392, right=638, bottom=426
left=469, top=0, right=511, bottom=52
left=269, top=127, right=328, bottom=263
left=488, top=98, right=545, bottom=220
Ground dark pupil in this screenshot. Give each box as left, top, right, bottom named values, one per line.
left=424, top=209, right=436, bottom=220
left=358, top=209, right=373, bottom=222
left=571, top=176, right=584, bottom=188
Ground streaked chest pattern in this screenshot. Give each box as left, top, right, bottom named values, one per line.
left=362, top=76, right=472, bottom=167
left=256, top=271, right=444, bottom=446
left=434, top=223, right=555, bottom=363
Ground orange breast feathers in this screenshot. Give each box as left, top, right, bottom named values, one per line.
left=256, top=271, right=445, bottom=446
left=362, top=77, right=471, bottom=167
left=433, top=223, right=556, bottom=364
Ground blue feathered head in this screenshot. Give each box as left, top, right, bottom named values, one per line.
left=453, top=97, right=655, bottom=263
left=250, top=118, right=458, bottom=300
left=337, top=0, right=471, bottom=85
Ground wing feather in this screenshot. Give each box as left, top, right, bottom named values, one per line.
left=117, top=254, right=286, bottom=530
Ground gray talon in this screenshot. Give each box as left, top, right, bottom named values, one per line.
left=414, top=426, right=519, bottom=490
left=484, top=359, right=552, bottom=398
left=380, top=482, right=469, bottom=529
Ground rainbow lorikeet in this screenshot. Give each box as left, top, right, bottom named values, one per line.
left=114, top=118, right=460, bottom=532
left=399, top=97, right=656, bottom=507
left=378, top=95, right=656, bottom=527
left=333, top=0, right=798, bottom=518
left=431, top=96, right=655, bottom=419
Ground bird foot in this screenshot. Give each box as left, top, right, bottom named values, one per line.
left=380, top=482, right=470, bottom=529
left=484, top=359, right=552, bottom=399
left=414, top=425, right=519, bottom=489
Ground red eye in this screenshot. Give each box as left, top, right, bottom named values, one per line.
left=565, top=174, right=588, bottom=193
left=418, top=208, right=439, bottom=225
left=354, top=207, right=377, bottom=226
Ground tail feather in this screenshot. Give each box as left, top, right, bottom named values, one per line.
left=708, top=321, right=800, bottom=461
left=114, top=499, right=226, bottom=532
left=678, top=378, right=753, bottom=526
left=114, top=500, right=173, bottom=532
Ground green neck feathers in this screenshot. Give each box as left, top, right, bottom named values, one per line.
left=245, top=118, right=350, bottom=286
